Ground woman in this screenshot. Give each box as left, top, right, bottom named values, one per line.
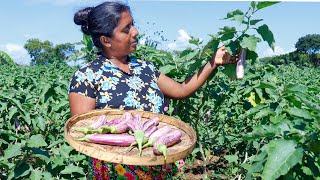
left=69, top=1, right=238, bottom=179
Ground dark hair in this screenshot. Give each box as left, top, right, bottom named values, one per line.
left=74, top=1, right=131, bottom=49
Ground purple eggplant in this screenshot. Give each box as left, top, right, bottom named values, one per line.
left=153, top=129, right=183, bottom=160
left=77, top=133, right=136, bottom=146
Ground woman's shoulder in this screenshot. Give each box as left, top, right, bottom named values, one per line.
left=130, top=57, right=155, bottom=66
left=76, top=56, right=104, bottom=73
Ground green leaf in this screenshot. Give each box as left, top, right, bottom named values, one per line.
left=203, top=35, right=219, bottom=53
left=70, top=154, right=86, bottom=162
left=0, top=102, right=8, bottom=113
left=285, top=83, right=308, bottom=94
left=189, top=36, right=201, bottom=45
left=8, top=107, right=18, bottom=120
left=60, top=143, right=74, bottom=158
left=61, top=165, right=85, bottom=175
left=254, top=108, right=272, bottom=119
left=83, top=34, right=93, bottom=51
left=257, top=2, right=280, bottom=10
left=0, top=50, right=16, bottom=65
left=159, top=64, right=175, bottom=75
left=43, top=171, right=54, bottom=179
left=40, top=83, right=51, bottom=103
left=27, top=134, right=48, bottom=147
left=35, top=116, right=46, bottom=131
left=51, top=156, right=65, bottom=169
left=224, top=40, right=239, bottom=56
left=11, top=98, right=27, bottom=120
left=243, top=124, right=280, bottom=140
left=240, top=36, right=261, bottom=52
left=180, top=49, right=199, bottom=62
left=30, top=170, right=43, bottom=180
left=257, top=24, right=275, bottom=50
left=32, top=148, right=50, bottom=162
left=224, top=155, right=238, bottom=164
left=13, top=162, right=32, bottom=178
left=257, top=81, right=277, bottom=89
left=246, top=104, right=266, bottom=116
left=254, top=88, right=263, bottom=100
left=284, top=95, right=302, bottom=109
left=265, top=88, right=278, bottom=100
left=234, top=14, right=246, bottom=25
left=188, top=59, right=203, bottom=75
left=250, top=19, right=263, bottom=26
left=218, top=26, right=237, bottom=41
left=286, top=107, right=313, bottom=119
left=222, top=9, right=244, bottom=20
left=245, top=159, right=265, bottom=180
left=262, top=140, right=303, bottom=180
left=250, top=1, right=256, bottom=10
left=4, top=143, right=22, bottom=159
left=222, top=64, right=237, bottom=80
left=302, top=166, right=313, bottom=176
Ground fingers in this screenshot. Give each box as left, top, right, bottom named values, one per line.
left=230, top=56, right=237, bottom=62
left=230, top=56, right=239, bottom=62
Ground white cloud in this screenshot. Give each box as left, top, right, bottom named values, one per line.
left=260, top=45, right=295, bottom=58
left=167, top=29, right=192, bottom=51
left=0, top=44, right=31, bottom=65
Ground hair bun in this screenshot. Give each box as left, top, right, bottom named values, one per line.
left=74, top=7, right=93, bottom=35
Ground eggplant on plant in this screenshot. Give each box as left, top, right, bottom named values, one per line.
left=236, top=48, right=246, bottom=79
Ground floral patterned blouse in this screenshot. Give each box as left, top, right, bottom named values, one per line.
left=69, top=55, right=164, bottom=113
left=68, top=55, right=184, bottom=180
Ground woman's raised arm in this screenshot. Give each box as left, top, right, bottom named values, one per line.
left=158, top=46, right=237, bottom=99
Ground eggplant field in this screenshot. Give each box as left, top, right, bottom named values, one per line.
left=1, top=2, right=319, bottom=180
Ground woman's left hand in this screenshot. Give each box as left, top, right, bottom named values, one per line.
left=211, top=46, right=238, bottom=66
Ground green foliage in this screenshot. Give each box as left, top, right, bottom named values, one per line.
left=0, top=64, right=87, bottom=179
left=261, top=140, right=304, bottom=180
left=260, top=51, right=320, bottom=67
left=24, top=38, right=76, bottom=65
left=216, top=1, right=277, bottom=79
left=295, top=34, right=320, bottom=54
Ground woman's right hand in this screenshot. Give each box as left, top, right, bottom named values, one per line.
left=211, top=46, right=238, bottom=66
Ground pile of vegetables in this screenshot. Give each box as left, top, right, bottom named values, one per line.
left=76, top=112, right=182, bottom=159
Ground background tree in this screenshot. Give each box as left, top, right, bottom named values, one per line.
left=295, top=34, right=320, bottom=66
left=24, top=38, right=76, bottom=65
left=295, top=34, right=320, bottom=54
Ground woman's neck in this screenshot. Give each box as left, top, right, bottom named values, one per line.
left=102, top=52, right=128, bottom=64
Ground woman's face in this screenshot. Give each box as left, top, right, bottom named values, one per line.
left=108, top=10, right=139, bottom=57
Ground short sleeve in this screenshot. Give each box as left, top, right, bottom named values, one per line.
left=68, top=68, right=96, bottom=99
left=145, top=61, right=161, bottom=80
left=153, top=66, right=161, bottom=79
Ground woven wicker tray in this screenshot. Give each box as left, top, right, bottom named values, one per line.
left=64, top=109, right=197, bottom=166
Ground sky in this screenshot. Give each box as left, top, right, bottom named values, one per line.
left=0, top=0, right=319, bottom=65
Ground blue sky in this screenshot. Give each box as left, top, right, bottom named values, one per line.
left=1, top=0, right=319, bottom=65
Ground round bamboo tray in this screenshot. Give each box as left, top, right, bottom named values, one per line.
left=64, top=109, right=197, bottom=166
